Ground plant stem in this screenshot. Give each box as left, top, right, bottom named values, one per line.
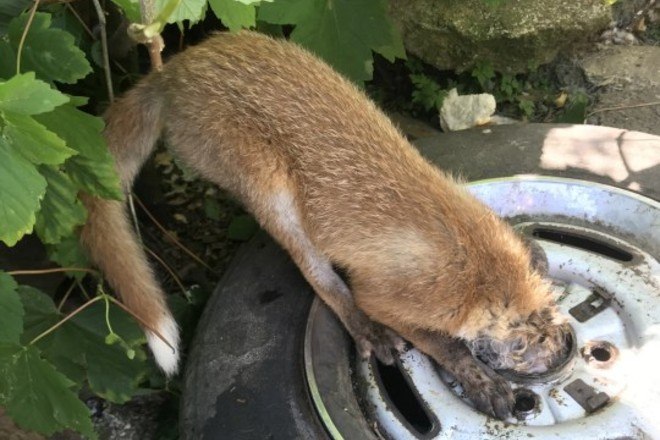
left=132, top=194, right=215, bottom=272
left=16, top=0, right=41, bottom=74
left=91, top=0, right=115, bottom=103
left=8, top=267, right=99, bottom=276
left=29, top=296, right=104, bottom=346
left=144, top=245, right=188, bottom=296
left=106, top=296, right=176, bottom=352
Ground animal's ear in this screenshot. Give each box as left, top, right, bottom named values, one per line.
left=520, top=235, right=549, bottom=275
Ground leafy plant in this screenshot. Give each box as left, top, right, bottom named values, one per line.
left=0, top=0, right=406, bottom=437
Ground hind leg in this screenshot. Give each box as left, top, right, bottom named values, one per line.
left=255, top=186, right=404, bottom=364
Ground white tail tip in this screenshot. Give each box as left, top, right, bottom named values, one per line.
left=146, top=314, right=180, bottom=376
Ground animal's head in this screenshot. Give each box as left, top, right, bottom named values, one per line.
left=466, top=305, right=571, bottom=375
left=457, top=235, right=571, bottom=376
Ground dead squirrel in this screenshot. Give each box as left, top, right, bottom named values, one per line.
left=81, top=31, right=569, bottom=419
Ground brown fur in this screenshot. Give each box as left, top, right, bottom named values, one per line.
left=81, top=31, right=568, bottom=419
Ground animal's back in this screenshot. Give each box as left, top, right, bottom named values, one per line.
left=155, top=32, right=475, bottom=255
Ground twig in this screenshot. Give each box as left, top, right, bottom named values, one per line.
left=144, top=244, right=188, bottom=296
left=90, top=0, right=114, bottom=102
left=8, top=267, right=99, bottom=276
left=132, top=194, right=215, bottom=272
left=65, top=2, right=93, bottom=38
left=76, top=279, right=92, bottom=300
left=106, top=295, right=176, bottom=352
left=57, top=281, right=77, bottom=311
left=586, top=101, right=660, bottom=119
left=29, top=296, right=104, bottom=345
left=16, top=0, right=41, bottom=74
left=128, top=194, right=143, bottom=242
left=139, top=0, right=164, bottom=71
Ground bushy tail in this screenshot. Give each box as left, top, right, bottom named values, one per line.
left=80, top=77, right=180, bottom=375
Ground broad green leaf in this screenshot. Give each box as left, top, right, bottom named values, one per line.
left=2, top=112, right=75, bottom=164
left=47, top=236, right=90, bottom=280
left=0, top=137, right=47, bottom=246
left=156, top=0, right=206, bottom=24
left=258, top=0, right=405, bottom=83
left=0, top=41, right=16, bottom=79
left=33, top=102, right=122, bottom=200
left=8, top=13, right=92, bottom=83
left=110, top=0, right=141, bottom=22
left=17, top=285, right=59, bottom=344
left=0, top=72, right=69, bottom=114
left=209, top=0, right=256, bottom=31
left=24, top=294, right=148, bottom=404
left=0, top=272, right=23, bottom=343
left=34, top=166, right=87, bottom=244
left=227, top=214, right=258, bottom=241
left=0, top=343, right=96, bottom=438
left=0, top=0, right=30, bottom=34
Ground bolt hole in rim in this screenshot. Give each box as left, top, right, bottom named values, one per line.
left=513, top=389, right=540, bottom=419
left=305, top=177, right=660, bottom=439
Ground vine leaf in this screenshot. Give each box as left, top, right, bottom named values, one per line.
left=0, top=136, right=47, bottom=246
left=20, top=290, right=148, bottom=404
left=34, top=101, right=123, bottom=200
left=0, top=0, right=30, bottom=34
left=47, top=236, right=90, bottom=280
left=0, top=272, right=23, bottom=344
left=0, top=343, right=96, bottom=438
left=34, top=166, right=88, bottom=244
left=156, top=0, right=207, bottom=24
left=110, top=0, right=141, bottom=23
left=209, top=0, right=255, bottom=31
left=8, top=13, right=92, bottom=83
left=258, top=0, right=405, bottom=83
left=2, top=112, right=75, bottom=165
left=0, top=72, right=69, bottom=114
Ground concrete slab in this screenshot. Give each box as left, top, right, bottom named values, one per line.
left=415, top=123, right=660, bottom=200
left=580, top=46, right=660, bottom=136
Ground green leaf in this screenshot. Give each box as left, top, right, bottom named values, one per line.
left=17, top=285, right=59, bottom=344
left=0, top=72, right=69, bottom=114
left=0, top=136, right=47, bottom=246
left=47, top=236, right=90, bottom=280
left=110, top=0, right=142, bottom=22
left=227, top=214, right=258, bottom=241
left=258, top=0, right=405, bottom=83
left=27, top=297, right=148, bottom=404
left=203, top=197, right=221, bottom=220
left=0, top=41, right=16, bottom=80
left=0, top=272, right=23, bottom=343
left=0, top=343, right=96, bottom=438
left=33, top=102, right=122, bottom=200
left=0, top=0, right=30, bottom=34
left=209, top=0, right=255, bottom=31
left=8, top=13, right=92, bottom=83
left=2, top=112, right=75, bottom=164
left=156, top=0, right=206, bottom=24
left=34, top=166, right=88, bottom=244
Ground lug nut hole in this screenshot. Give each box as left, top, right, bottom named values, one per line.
left=590, top=346, right=611, bottom=362
left=582, top=341, right=618, bottom=367
left=513, top=389, right=539, bottom=418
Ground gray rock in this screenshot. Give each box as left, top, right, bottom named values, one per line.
left=439, top=89, right=496, bottom=131
left=389, top=0, right=611, bottom=73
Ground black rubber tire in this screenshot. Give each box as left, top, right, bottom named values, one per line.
left=181, top=123, right=659, bottom=439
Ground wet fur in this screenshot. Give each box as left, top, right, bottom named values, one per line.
left=81, top=31, right=567, bottom=419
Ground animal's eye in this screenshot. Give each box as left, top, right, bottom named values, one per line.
left=538, top=336, right=546, bottom=343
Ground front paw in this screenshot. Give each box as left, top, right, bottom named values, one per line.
left=455, top=361, right=514, bottom=420
left=349, top=313, right=405, bottom=365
